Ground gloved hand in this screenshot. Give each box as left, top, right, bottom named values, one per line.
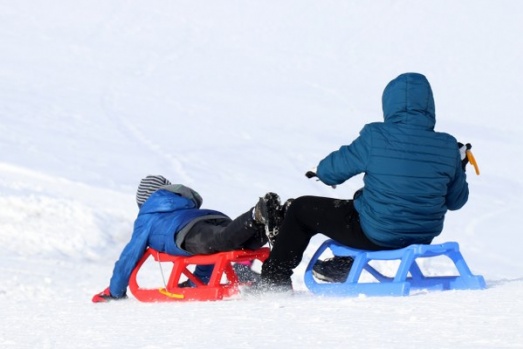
left=305, top=167, right=318, bottom=179
left=92, top=287, right=127, bottom=303
left=305, top=167, right=336, bottom=189
left=458, top=142, right=472, bottom=171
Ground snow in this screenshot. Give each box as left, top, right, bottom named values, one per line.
left=1, top=1, right=523, bottom=348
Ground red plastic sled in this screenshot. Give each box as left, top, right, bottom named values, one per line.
left=129, top=247, right=270, bottom=302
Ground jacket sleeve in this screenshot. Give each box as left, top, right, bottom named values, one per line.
left=109, top=216, right=151, bottom=298
left=445, top=153, right=469, bottom=210
left=316, top=126, right=370, bottom=186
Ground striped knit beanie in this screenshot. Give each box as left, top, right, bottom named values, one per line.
left=136, top=175, right=172, bottom=208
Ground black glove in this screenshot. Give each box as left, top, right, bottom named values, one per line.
left=305, top=166, right=318, bottom=178
left=92, top=287, right=127, bottom=303
left=305, top=170, right=317, bottom=179
left=458, top=142, right=472, bottom=171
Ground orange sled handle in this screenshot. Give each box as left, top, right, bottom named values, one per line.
left=466, top=150, right=480, bottom=175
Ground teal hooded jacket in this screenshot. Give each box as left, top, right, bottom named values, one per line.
left=317, top=73, right=469, bottom=248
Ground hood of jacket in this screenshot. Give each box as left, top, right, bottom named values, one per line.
left=381, top=72, right=436, bottom=130
left=139, top=189, right=197, bottom=215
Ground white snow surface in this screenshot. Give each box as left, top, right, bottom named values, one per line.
left=1, top=1, right=523, bottom=348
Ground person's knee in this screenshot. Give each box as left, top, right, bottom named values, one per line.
left=285, top=195, right=316, bottom=219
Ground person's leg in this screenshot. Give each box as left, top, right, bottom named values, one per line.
left=181, top=212, right=266, bottom=286
left=261, top=195, right=381, bottom=288
left=183, top=211, right=267, bottom=254
left=219, top=210, right=268, bottom=250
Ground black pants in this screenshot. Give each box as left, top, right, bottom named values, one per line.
left=261, top=195, right=386, bottom=284
left=183, top=210, right=267, bottom=255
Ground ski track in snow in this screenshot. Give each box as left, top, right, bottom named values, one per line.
left=100, top=92, right=194, bottom=184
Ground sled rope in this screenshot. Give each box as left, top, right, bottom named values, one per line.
left=156, top=250, right=168, bottom=288
left=154, top=251, right=185, bottom=299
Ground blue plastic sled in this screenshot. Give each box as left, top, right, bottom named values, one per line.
left=304, top=240, right=486, bottom=297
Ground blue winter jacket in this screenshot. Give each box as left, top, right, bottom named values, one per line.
left=317, top=73, right=469, bottom=248
left=109, top=189, right=227, bottom=298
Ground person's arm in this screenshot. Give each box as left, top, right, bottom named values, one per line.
left=108, top=216, right=150, bottom=298
left=93, top=216, right=150, bottom=302
left=446, top=143, right=470, bottom=210
left=315, top=126, right=370, bottom=186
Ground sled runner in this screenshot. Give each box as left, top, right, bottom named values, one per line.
left=129, top=247, right=269, bottom=302
left=305, top=240, right=486, bottom=297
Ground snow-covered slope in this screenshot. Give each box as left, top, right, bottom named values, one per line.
left=1, top=1, right=522, bottom=348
